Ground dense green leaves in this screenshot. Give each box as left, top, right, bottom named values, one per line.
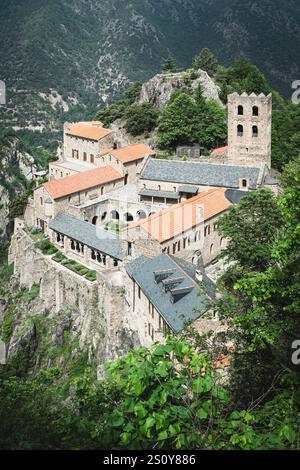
left=157, top=90, right=226, bottom=150
left=193, top=48, right=218, bottom=76
left=218, top=190, right=284, bottom=272
left=125, top=103, right=159, bottom=136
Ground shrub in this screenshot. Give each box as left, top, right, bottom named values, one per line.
left=85, top=271, right=97, bottom=282
left=125, top=104, right=159, bottom=136
left=2, top=306, right=14, bottom=343
left=36, top=239, right=58, bottom=255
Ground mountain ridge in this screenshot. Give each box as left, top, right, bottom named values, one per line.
left=0, top=0, right=299, bottom=136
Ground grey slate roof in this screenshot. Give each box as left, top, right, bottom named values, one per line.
left=126, top=253, right=210, bottom=333
left=178, top=185, right=199, bottom=194
left=139, top=189, right=180, bottom=200
left=264, top=174, right=279, bottom=185
left=49, top=212, right=124, bottom=260
left=140, top=158, right=260, bottom=190
left=224, top=189, right=248, bottom=204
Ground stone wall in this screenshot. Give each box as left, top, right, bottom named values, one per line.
left=227, top=92, right=272, bottom=168
left=8, top=227, right=141, bottom=368
left=63, top=127, right=115, bottom=163
left=32, top=178, right=124, bottom=232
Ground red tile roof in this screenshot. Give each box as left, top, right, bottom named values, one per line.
left=111, top=144, right=156, bottom=163
left=126, top=188, right=231, bottom=243
left=66, top=122, right=112, bottom=141
left=211, top=146, right=228, bottom=156
left=43, top=166, right=123, bottom=200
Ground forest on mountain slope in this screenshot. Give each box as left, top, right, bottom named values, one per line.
left=0, top=0, right=299, bottom=143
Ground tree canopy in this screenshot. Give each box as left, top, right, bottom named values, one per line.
left=193, top=48, right=218, bottom=76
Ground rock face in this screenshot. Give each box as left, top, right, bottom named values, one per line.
left=0, top=135, right=36, bottom=238
left=7, top=228, right=141, bottom=372
left=138, top=70, right=223, bottom=109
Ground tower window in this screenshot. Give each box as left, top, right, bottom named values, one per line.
left=238, top=105, right=244, bottom=115
left=252, top=125, right=258, bottom=137
left=237, top=125, right=244, bottom=137
left=253, top=106, right=259, bottom=116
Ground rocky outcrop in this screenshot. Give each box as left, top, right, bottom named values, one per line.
left=0, top=136, right=36, bottom=238
left=137, top=69, right=223, bottom=109
left=7, top=228, right=141, bottom=374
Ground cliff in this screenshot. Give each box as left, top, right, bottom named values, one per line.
left=0, top=131, right=36, bottom=238
left=138, top=69, right=223, bottom=109
left=1, top=226, right=140, bottom=376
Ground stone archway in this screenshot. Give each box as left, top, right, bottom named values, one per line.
left=137, top=210, right=147, bottom=220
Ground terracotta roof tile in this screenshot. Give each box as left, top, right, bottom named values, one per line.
left=211, top=146, right=228, bottom=156
left=66, top=122, right=112, bottom=141
left=126, top=188, right=231, bottom=243
left=111, top=144, right=156, bottom=163
left=43, top=166, right=123, bottom=200
left=99, top=147, right=114, bottom=157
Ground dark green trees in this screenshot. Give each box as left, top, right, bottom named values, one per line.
left=193, top=48, right=218, bottom=76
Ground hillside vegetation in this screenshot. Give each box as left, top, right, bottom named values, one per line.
left=0, top=0, right=299, bottom=141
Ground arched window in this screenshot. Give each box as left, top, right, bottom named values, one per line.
left=101, top=212, right=107, bottom=221
left=92, top=216, right=98, bottom=225
left=124, top=213, right=134, bottom=222
left=253, top=106, right=259, bottom=116
left=210, top=244, right=214, bottom=254
left=237, top=124, right=244, bottom=137
left=238, top=105, right=244, bottom=115
left=252, top=125, right=258, bottom=137
left=111, top=210, right=120, bottom=220
left=242, top=179, right=248, bottom=188
left=137, top=210, right=146, bottom=220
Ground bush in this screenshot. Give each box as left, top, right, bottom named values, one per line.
left=85, top=271, right=97, bottom=282
left=20, top=284, right=40, bottom=303
left=52, top=252, right=66, bottom=263
left=2, top=306, right=14, bottom=343
left=36, top=239, right=58, bottom=255
left=125, top=104, right=159, bottom=136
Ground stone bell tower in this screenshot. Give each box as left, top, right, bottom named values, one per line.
left=227, top=92, right=272, bottom=168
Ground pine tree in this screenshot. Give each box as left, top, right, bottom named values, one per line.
left=161, top=55, right=178, bottom=73
left=193, top=48, right=218, bottom=76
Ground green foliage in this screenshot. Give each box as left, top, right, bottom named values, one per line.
left=19, top=284, right=40, bottom=303
left=193, top=48, right=218, bottom=75
left=218, top=190, right=284, bottom=272
left=95, top=82, right=143, bottom=128
left=216, top=59, right=271, bottom=98
left=124, top=81, right=142, bottom=105
left=95, top=101, right=126, bottom=127
left=53, top=252, right=97, bottom=281
left=217, top=157, right=300, bottom=372
left=157, top=93, right=198, bottom=148
left=36, top=239, right=58, bottom=255
left=125, top=103, right=159, bottom=136
left=105, top=338, right=229, bottom=450
left=2, top=305, right=15, bottom=344
left=8, top=192, right=30, bottom=220
left=157, top=90, right=226, bottom=150
left=161, top=55, right=178, bottom=73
